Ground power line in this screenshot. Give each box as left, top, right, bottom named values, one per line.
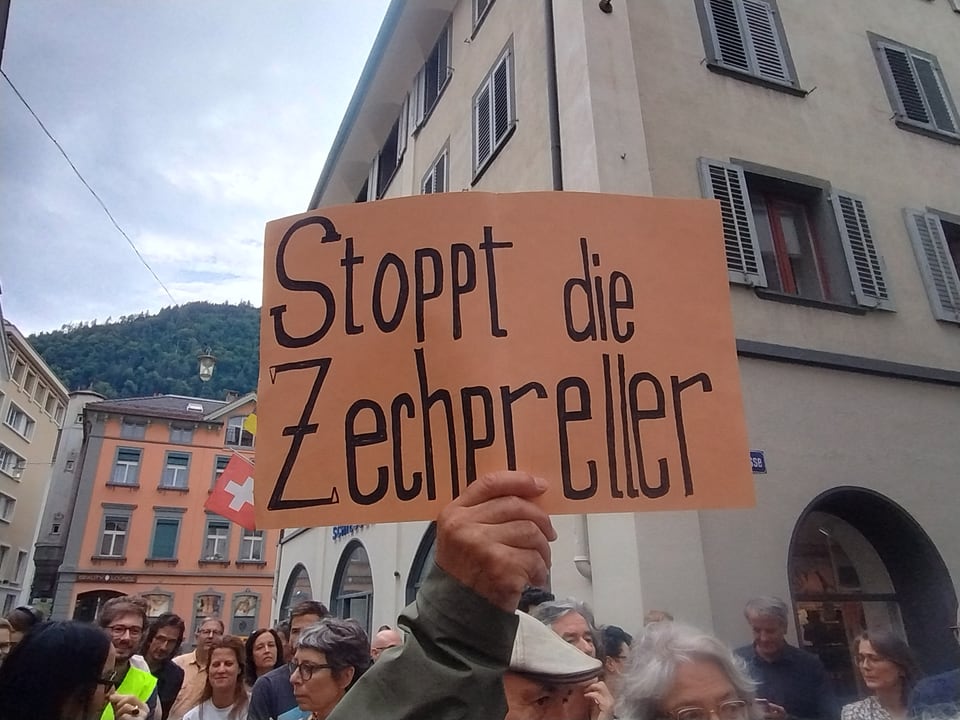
left=1, top=68, right=178, bottom=305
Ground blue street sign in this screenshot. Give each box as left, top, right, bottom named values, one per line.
left=750, top=450, right=767, bottom=474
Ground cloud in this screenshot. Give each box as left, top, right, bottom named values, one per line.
left=0, top=0, right=390, bottom=335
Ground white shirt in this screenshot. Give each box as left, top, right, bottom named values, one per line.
left=182, top=698, right=247, bottom=720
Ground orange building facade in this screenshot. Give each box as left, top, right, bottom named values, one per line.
left=53, top=392, right=278, bottom=645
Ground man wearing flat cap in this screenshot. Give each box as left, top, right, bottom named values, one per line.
left=328, top=471, right=603, bottom=720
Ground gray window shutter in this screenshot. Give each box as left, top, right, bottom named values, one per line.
left=436, top=26, right=450, bottom=92
left=397, top=95, right=409, bottom=161
left=492, top=53, right=511, bottom=143
left=697, top=158, right=767, bottom=287
left=831, top=192, right=893, bottom=310
left=904, top=210, right=960, bottom=323
left=706, top=0, right=750, bottom=73
left=475, top=83, right=492, bottom=169
left=742, top=0, right=789, bottom=83
left=881, top=45, right=930, bottom=125
left=911, top=56, right=958, bottom=133
left=435, top=152, right=446, bottom=193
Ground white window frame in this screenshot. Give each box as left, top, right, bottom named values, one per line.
left=473, top=41, right=516, bottom=178
left=4, top=402, right=35, bottom=441
left=225, top=416, right=254, bottom=448
left=160, top=451, right=191, bottom=489
left=99, top=515, right=129, bottom=557
left=0, top=444, right=25, bottom=479
left=421, top=145, right=449, bottom=195
left=203, top=518, right=231, bottom=561
left=0, top=494, right=15, bottom=523
left=239, top=530, right=265, bottom=562
left=14, top=550, right=27, bottom=583
left=473, top=0, right=495, bottom=30
left=110, top=447, right=142, bottom=486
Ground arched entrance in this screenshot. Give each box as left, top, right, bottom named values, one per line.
left=789, top=487, right=958, bottom=703
left=331, top=540, right=373, bottom=635
left=280, top=564, right=313, bottom=620
left=73, top=589, right=124, bottom=622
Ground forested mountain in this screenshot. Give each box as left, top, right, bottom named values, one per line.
left=29, top=302, right=260, bottom=399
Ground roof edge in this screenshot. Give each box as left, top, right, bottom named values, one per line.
left=308, top=0, right=407, bottom=210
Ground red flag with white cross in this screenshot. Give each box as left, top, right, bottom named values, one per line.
left=204, top=454, right=257, bottom=530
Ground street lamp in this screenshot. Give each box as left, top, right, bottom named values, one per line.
left=198, top=349, right=217, bottom=383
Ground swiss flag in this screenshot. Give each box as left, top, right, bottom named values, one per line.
left=204, top=454, right=257, bottom=530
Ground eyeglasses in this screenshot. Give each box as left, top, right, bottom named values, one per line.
left=197, top=628, right=223, bottom=637
left=108, top=624, right=143, bottom=638
left=96, top=671, right=122, bottom=691
left=662, top=700, right=749, bottom=720
left=289, top=660, right=333, bottom=681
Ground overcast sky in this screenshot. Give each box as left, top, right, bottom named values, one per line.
left=0, top=0, right=390, bottom=335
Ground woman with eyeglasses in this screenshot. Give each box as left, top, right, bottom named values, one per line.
left=182, top=635, right=249, bottom=720
left=0, top=620, right=143, bottom=720
left=617, top=621, right=762, bottom=720
left=842, top=629, right=919, bottom=720
left=289, top=618, right=370, bottom=720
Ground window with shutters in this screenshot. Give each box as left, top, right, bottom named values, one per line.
left=698, top=158, right=893, bottom=311
left=870, top=33, right=960, bottom=143
left=422, top=145, right=449, bottom=195
left=904, top=209, right=960, bottom=324
left=411, top=23, right=451, bottom=131
left=695, top=0, right=803, bottom=93
left=149, top=512, right=184, bottom=560
left=473, top=42, right=516, bottom=180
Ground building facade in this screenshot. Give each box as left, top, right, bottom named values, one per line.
left=29, top=389, right=105, bottom=614
left=277, top=0, right=960, bottom=704
left=0, top=319, right=69, bottom=613
left=55, top=392, right=278, bottom=644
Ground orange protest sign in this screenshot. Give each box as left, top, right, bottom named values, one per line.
left=255, top=192, right=754, bottom=528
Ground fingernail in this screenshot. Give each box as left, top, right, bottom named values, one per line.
left=534, top=476, right=548, bottom=491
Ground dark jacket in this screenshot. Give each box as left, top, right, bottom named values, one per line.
left=735, top=643, right=839, bottom=720
left=248, top=663, right=308, bottom=720
left=153, top=659, right=185, bottom=720
left=910, top=668, right=960, bottom=714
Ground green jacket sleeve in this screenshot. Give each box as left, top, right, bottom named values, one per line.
left=329, top=563, right=519, bottom=720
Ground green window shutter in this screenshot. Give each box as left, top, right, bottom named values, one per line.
left=697, top=158, right=767, bottom=287
left=831, top=192, right=893, bottom=310
left=742, top=0, right=789, bottom=83
left=905, top=210, right=960, bottom=323
left=152, top=519, right=179, bottom=559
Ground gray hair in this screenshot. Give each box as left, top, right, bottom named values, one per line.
left=743, top=596, right=789, bottom=627
left=531, top=599, right=598, bottom=630
left=296, top=618, right=371, bottom=688
left=616, top=622, right=760, bottom=720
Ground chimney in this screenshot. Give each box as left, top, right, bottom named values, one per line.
left=224, top=389, right=240, bottom=403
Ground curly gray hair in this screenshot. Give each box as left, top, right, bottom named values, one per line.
left=296, top=617, right=371, bottom=688
left=616, top=622, right=761, bottom=720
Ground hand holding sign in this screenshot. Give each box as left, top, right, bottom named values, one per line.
left=435, top=470, right=557, bottom=613
left=256, top=192, right=754, bottom=529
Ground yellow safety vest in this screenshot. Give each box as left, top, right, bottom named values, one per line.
left=101, top=662, right=158, bottom=720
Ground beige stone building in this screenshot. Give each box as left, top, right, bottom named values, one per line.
left=0, top=314, right=68, bottom=613
left=276, top=0, right=960, bottom=702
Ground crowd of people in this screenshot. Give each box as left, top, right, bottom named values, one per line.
left=0, top=471, right=957, bottom=720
